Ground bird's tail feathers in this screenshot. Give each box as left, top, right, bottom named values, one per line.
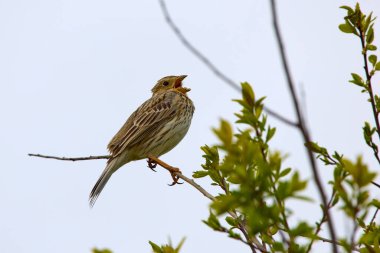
left=89, top=158, right=120, bottom=207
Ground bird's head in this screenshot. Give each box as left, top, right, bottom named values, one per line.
left=151, top=75, right=190, bottom=95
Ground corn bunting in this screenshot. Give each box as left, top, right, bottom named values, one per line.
left=89, top=75, right=194, bottom=206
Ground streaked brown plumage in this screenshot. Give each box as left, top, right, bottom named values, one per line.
left=89, top=75, right=194, bottom=206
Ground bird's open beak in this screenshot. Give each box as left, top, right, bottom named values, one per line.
left=174, top=75, right=191, bottom=93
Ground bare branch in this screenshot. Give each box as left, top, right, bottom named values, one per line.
left=269, top=1, right=338, bottom=252
left=314, top=236, right=360, bottom=252
left=372, top=181, right=380, bottom=188
left=157, top=0, right=298, bottom=128
left=28, top=153, right=110, bottom=161
left=369, top=208, right=379, bottom=228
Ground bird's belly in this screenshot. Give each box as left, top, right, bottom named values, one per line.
left=150, top=118, right=191, bottom=157
left=129, top=116, right=191, bottom=160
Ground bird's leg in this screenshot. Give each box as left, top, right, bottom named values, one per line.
left=147, top=157, right=157, bottom=172
left=147, top=155, right=183, bottom=185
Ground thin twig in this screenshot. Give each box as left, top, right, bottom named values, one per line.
left=157, top=0, right=298, bottom=128
left=369, top=140, right=380, bottom=165
left=306, top=190, right=336, bottom=252
left=369, top=208, right=379, bottom=227
left=269, top=1, right=338, bottom=253
left=28, top=153, right=110, bottom=161
left=372, top=181, right=380, bottom=188
left=214, top=226, right=251, bottom=247
left=350, top=220, right=359, bottom=253
left=315, top=236, right=360, bottom=252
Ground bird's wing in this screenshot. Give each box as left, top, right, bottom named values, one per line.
left=107, top=92, right=177, bottom=157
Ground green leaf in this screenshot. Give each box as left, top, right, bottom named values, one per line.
left=273, top=242, right=285, bottom=251
left=149, top=241, right=163, bottom=253
left=200, top=145, right=219, bottom=164
left=376, top=62, right=380, bottom=71
left=371, top=199, right=380, bottom=209
left=349, top=73, right=366, bottom=88
left=363, top=12, right=374, bottom=33
left=369, top=55, right=378, bottom=66
left=363, top=122, right=375, bottom=145
left=375, top=95, right=380, bottom=112
left=367, top=26, right=375, bottom=44
left=213, top=120, right=233, bottom=148
left=279, top=168, right=291, bottom=178
left=203, top=211, right=222, bottom=230
left=241, top=82, right=255, bottom=108
left=289, top=222, right=313, bottom=237
left=351, top=73, right=364, bottom=83
left=339, top=23, right=355, bottom=34
left=304, top=142, right=323, bottom=154
left=192, top=170, right=209, bottom=178
left=211, top=195, right=239, bottom=215
left=343, top=157, right=376, bottom=187
left=367, top=44, right=377, bottom=51
left=225, top=216, right=238, bottom=227
left=340, top=6, right=354, bottom=14
left=228, top=230, right=242, bottom=240
left=332, top=194, right=340, bottom=206
left=255, top=104, right=263, bottom=118
left=266, top=126, right=276, bottom=143
left=92, top=249, right=113, bottom=253
left=357, top=217, right=366, bottom=229
left=173, top=238, right=186, bottom=252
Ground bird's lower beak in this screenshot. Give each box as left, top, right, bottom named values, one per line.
left=175, top=75, right=191, bottom=93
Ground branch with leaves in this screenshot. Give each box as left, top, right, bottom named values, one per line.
left=339, top=4, right=380, bottom=166
left=306, top=141, right=379, bottom=252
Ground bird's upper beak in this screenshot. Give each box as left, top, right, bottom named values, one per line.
left=174, top=75, right=191, bottom=93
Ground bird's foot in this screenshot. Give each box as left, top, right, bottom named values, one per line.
left=147, top=158, right=157, bottom=172
left=146, top=155, right=183, bottom=185
left=168, top=167, right=183, bottom=186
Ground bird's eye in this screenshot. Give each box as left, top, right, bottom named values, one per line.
left=163, top=81, right=169, bottom=86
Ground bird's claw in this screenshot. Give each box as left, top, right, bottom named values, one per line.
left=147, top=158, right=157, bottom=172
left=168, top=167, right=183, bottom=186
left=146, top=157, right=183, bottom=185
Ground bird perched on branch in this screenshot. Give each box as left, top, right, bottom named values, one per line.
left=89, top=75, right=194, bottom=207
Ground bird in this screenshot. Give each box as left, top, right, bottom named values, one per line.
left=89, top=75, right=194, bottom=207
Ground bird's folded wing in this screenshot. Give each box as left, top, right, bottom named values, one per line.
left=107, top=93, right=177, bottom=157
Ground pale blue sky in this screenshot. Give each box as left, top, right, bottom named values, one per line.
left=1, top=1, right=380, bottom=252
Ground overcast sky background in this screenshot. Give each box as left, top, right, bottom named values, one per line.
left=1, top=0, right=380, bottom=252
